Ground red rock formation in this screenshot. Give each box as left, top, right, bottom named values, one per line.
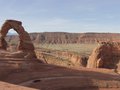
left=0, top=20, right=36, bottom=59
left=87, top=42, right=120, bottom=73
left=35, top=50, right=88, bottom=67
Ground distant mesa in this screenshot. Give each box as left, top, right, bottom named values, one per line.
left=0, top=20, right=36, bottom=59
left=28, top=32, right=120, bottom=44
left=5, top=32, right=120, bottom=44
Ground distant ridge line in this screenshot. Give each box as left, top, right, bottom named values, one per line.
left=6, top=32, right=120, bottom=44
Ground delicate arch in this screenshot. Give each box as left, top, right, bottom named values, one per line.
left=0, top=20, right=34, bottom=51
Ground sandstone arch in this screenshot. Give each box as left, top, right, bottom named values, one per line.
left=0, top=20, right=36, bottom=59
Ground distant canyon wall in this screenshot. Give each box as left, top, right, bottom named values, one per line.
left=6, top=32, right=120, bottom=44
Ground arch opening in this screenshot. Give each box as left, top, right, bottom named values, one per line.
left=6, top=29, right=19, bottom=52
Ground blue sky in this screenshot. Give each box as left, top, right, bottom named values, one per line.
left=0, top=0, right=120, bottom=33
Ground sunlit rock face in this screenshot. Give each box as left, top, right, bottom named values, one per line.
left=87, top=42, right=120, bottom=73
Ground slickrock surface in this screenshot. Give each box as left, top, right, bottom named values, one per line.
left=0, top=57, right=120, bottom=90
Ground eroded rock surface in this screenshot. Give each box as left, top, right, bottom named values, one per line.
left=35, top=50, right=88, bottom=67
left=87, top=42, right=120, bottom=73
left=0, top=20, right=36, bottom=59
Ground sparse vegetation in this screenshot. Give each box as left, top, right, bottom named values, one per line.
left=35, top=43, right=97, bottom=56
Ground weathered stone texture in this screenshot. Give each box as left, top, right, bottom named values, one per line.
left=87, top=42, right=120, bottom=73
